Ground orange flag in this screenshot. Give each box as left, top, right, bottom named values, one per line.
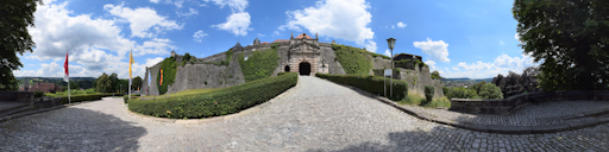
left=159, top=68, right=163, bottom=86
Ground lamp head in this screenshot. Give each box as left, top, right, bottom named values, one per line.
left=386, top=38, right=396, bottom=50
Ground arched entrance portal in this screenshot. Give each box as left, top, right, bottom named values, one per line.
left=284, top=65, right=290, bottom=72
left=299, top=62, right=311, bottom=75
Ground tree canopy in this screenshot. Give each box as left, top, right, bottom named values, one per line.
left=0, top=0, right=41, bottom=90
left=513, top=0, right=609, bottom=90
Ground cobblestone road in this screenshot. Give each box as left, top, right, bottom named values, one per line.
left=1, top=76, right=608, bottom=151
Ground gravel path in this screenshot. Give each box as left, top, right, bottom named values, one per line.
left=1, top=76, right=608, bottom=151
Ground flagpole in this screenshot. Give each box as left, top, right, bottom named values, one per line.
left=68, top=79, right=71, bottom=104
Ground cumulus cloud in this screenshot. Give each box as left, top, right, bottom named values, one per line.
left=391, top=21, right=406, bottom=29
left=384, top=49, right=391, bottom=57
left=193, top=30, right=208, bottom=43
left=14, top=0, right=173, bottom=78
left=104, top=4, right=181, bottom=38
left=150, top=0, right=160, bottom=4
left=413, top=38, right=450, bottom=62
left=425, top=60, right=437, bottom=71
left=440, top=54, right=537, bottom=78
left=213, top=12, right=251, bottom=36
left=281, top=0, right=376, bottom=52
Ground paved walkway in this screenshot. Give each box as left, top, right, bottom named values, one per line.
left=1, top=76, right=609, bottom=151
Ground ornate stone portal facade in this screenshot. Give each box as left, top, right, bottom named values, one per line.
left=285, top=33, right=327, bottom=75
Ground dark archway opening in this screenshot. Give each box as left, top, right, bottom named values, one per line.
left=299, top=62, right=311, bottom=75
left=284, top=65, right=290, bottom=72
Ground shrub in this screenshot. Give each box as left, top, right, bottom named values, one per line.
left=239, top=48, right=279, bottom=82
left=332, top=44, right=373, bottom=75
left=431, top=71, right=441, bottom=80
left=316, top=73, right=408, bottom=101
left=424, top=86, right=434, bottom=103
left=123, top=94, right=141, bottom=104
left=443, top=87, right=479, bottom=99
left=33, top=91, right=44, bottom=98
left=477, top=82, right=503, bottom=99
left=128, top=73, right=298, bottom=118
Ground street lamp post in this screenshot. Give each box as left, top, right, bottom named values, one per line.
left=386, top=38, right=396, bottom=98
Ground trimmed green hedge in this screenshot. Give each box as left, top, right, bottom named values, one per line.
left=55, top=93, right=114, bottom=104
left=316, top=73, right=408, bottom=101
left=332, top=44, right=373, bottom=75
left=239, top=47, right=279, bottom=82
left=157, top=57, right=177, bottom=95
left=128, top=72, right=298, bottom=118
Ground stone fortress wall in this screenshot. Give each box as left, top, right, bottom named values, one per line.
left=143, top=33, right=444, bottom=97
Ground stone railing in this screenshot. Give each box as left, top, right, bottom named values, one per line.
left=449, top=90, right=609, bottom=114
left=0, top=91, right=34, bottom=103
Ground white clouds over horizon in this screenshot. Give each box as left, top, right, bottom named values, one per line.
left=281, top=0, right=377, bottom=52
left=437, top=53, right=537, bottom=78
left=15, top=0, right=173, bottom=78
left=413, top=38, right=450, bottom=62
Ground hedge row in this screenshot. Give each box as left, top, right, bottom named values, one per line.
left=55, top=93, right=115, bottom=104
left=128, top=72, right=298, bottom=118
left=316, top=73, right=408, bottom=101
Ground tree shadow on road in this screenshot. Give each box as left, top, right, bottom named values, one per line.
left=0, top=107, right=147, bottom=151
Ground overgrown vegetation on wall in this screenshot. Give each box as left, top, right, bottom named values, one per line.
left=316, top=73, right=407, bottom=101
left=128, top=72, right=298, bottom=119
left=157, top=57, right=177, bottom=95
left=394, top=58, right=426, bottom=70
left=239, top=48, right=279, bottom=82
left=332, top=44, right=374, bottom=75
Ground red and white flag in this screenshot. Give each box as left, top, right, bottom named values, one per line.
left=63, top=51, right=69, bottom=82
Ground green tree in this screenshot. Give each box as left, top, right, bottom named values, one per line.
left=132, top=76, right=142, bottom=91
left=477, top=83, right=503, bottom=99
left=431, top=71, right=441, bottom=80
left=95, top=73, right=111, bottom=93
left=513, top=0, right=609, bottom=90
left=0, top=0, right=41, bottom=90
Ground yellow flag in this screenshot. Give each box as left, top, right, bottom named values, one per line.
left=129, top=50, right=133, bottom=79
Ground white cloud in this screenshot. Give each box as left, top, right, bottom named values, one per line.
left=440, top=54, right=537, bottom=78
left=425, top=60, right=437, bottom=71
left=150, top=0, right=160, bottom=4
left=104, top=4, right=181, bottom=38
left=365, top=41, right=377, bottom=52
left=213, top=12, right=251, bottom=36
left=14, top=0, right=172, bottom=78
left=203, top=0, right=248, bottom=12
left=413, top=38, right=450, bottom=62
left=177, top=8, right=199, bottom=17
left=384, top=49, right=391, bottom=57
left=145, top=57, right=164, bottom=67
left=135, top=38, right=174, bottom=56
left=173, top=0, right=185, bottom=8
left=193, top=30, right=208, bottom=43
left=281, top=0, right=375, bottom=52
left=392, top=21, right=406, bottom=29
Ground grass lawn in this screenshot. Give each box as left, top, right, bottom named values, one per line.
left=45, top=88, right=101, bottom=97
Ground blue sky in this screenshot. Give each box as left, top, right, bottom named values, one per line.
left=15, top=0, right=536, bottom=79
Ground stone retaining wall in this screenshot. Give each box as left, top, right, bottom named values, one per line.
left=450, top=91, right=609, bottom=114
left=0, top=92, right=33, bottom=103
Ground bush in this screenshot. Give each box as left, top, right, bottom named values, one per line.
left=477, top=82, right=503, bottom=99
left=33, top=91, right=44, bottom=98
left=424, top=86, right=434, bottom=103
left=400, top=93, right=450, bottom=108
left=128, top=73, right=298, bottom=118
left=239, top=48, right=279, bottom=82
left=123, top=94, right=141, bottom=104
left=332, top=44, right=373, bottom=75
left=55, top=93, right=114, bottom=104
left=316, top=73, right=408, bottom=101
left=443, top=87, right=479, bottom=99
